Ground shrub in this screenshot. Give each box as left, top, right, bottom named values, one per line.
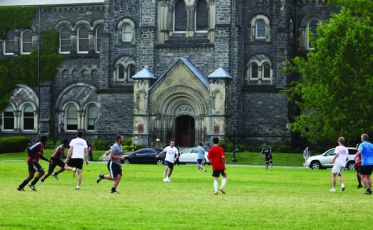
left=0, top=136, right=30, bottom=153
left=92, top=139, right=112, bottom=150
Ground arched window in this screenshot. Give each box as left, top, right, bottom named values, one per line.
left=21, top=29, right=33, bottom=54
left=3, top=30, right=15, bottom=55
left=77, top=26, right=89, bottom=53
left=95, top=26, right=103, bottom=52
left=86, top=104, right=98, bottom=131
left=255, top=19, right=266, bottom=39
left=66, top=104, right=78, bottom=131
left=250, top=63, right=259, bottom=80
left=122, top=24, right=133, bottom=42
left=263, top=63, right=271, bottom=79
left=117, top=65, right=125, bottom=81
left=127, top=64, right=136, bottom=82
left=2, top=106, right=14, bottom=130
left=195, top=0, right=208, bottom=32
left=307, top=19, right=318, bottom=50
left=174, top=0, right=187, bottom=32
left=60, top=26, right=71, bottom=54
left=23, top=105, right=35, bottom=130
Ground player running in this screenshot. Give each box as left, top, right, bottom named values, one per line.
left=40, top=139, right=69, bottom=184
left=157, top=140, right=179, bottom=182
left=17, top=135, right=50, bottom=191
left=96, top=135, right=126, bottom=194
left=207, top=137, right=227, bottom=195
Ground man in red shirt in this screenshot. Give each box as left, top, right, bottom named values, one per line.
left=17, top=135, right=50, bottom=191
left=207, top=137, right=227, bottom=195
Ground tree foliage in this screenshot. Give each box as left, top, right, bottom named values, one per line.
left=286, top=0, right=373, bottom=143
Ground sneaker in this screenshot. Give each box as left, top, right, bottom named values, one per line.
left=163, top=178, right=167, bottom=183
left=357, top=185, right=363, bottom=189
left=75, top=186, right=80, bottom=190
left=167, top=177, right=171, bottom=183
left=53, top=174, right=59, bottom=181
left=73, top=168, right=77, bottom=177
left=219, top=188, right=226, bottom=194
left=330, top=188, right=336, bottom=192
left=39, top=181, right=44, bottom=185
left=364, top=190, right=372, bottom=195
left=97, top=174, right=103, bottom=184
left=341, top=186, right=346, bottom=192
left=111, top=191, right=119, bottom=194
left=17, top=187, right=25, bottom=191
left=29, top=184, right=36, bottom=191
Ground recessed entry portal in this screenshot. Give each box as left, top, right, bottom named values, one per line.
left=175, top=115, right=195, bottom=147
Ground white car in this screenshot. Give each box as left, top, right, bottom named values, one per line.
left=304, top=147, right=357, bottom=170
left=178, top=148, right=210, bottom=165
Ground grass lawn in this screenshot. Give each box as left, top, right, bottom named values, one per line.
left=0, top=160, right=372, bottom=229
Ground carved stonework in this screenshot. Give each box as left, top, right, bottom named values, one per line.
left=10, top=85, right=39, bottom=108
left=56, top=84, right=97, bottom=109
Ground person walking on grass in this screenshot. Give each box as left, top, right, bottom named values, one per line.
left=157, top=140, right=179, bottom=183
left=354, top=143, right=363, bottom=189
left=17, top=135, right=50, bottom=191
left=194, top=143, right=207, bottom=173
left=207, top=137, right=227, bottom=195
left=330, top=137, right=348, bottom=192
left=357, top=134, right=373, bottom=195
left=261, top=143, right=272, bottom=171
left=97, top=135, right=126, bottom=194
left=64, top=130, right=88, bottom=190
left=40, top=139, right=69, bottom=184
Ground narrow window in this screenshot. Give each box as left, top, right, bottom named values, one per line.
left=78, top=26, right=89, bottom=53
left=196, top=0, right=208, bottom=32
left=251, top=63, right=258, bottom=79
left=3, top=31, right=15, bottom=55
left=256, top=19, right=266, bottom=39
left=307, top=20, right=318, bottom=50
left=263, top=63, right=271, bottom=79
left=21, top=29, right=33, bottom=54
left=95, top=26, right=103, bottom=52
left=122, top=24, right=133, bottom=42
left=127, top=64, right=136, bottom=82
left=66, top=105, right=78, bottom=130
left=87, top=105, right=98, bottom=131
left=23, top=105, right=34, bottom=130
left=117, top=65, right=125, bottom=80
left=60, top=27, right=71, bottom=54
left=3, top=106, right=14, bottom=130
left=174, top=0, right=187, bottom=32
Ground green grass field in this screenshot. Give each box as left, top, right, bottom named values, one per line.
left=0, top=159, right=372, bottom=229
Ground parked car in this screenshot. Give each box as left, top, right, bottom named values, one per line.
left=178, top=148, right=210, bottom=165
left=304, top=147, right=357, bottom=170
left=124, top=148, right=164, bottom=165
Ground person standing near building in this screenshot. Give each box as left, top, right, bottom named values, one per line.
left=207, top=137, right=227, bottom=195
left=17, top=135, right=50, bottom=191
left=157, top=140, right=179, bottom=182
left=96, top=135, right=126, bottom=194
left=330, top=137, right=348, bottom=192
left=40, top=139, right=70, bottom=184
left=194, top=143, right=207, bottom=173
left=261, top=143, right=272, bottom=171
left=64, top=130, right=88, bottom=190
left=357, top=134, right=373, bottom=195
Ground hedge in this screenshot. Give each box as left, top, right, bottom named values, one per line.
left=0, top=136, right=30, bottom=153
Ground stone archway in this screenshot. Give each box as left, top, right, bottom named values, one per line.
left=175, top=115, right=195, bottom=146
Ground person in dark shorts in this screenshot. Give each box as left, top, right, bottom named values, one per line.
left=355, top=144, right=363, bottom=189
left=357, top=134, right=373, bottom=195
left=40, top=139, right=69, bottom=184
left=17, top=136, right=50, bottom=191
left=207, top=137, right=227, bottom=195
left=96, top=135, right=126, bottom=194
left=261, top=143, right=272, bottom=171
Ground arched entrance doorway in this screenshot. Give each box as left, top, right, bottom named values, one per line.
left=175, top=115, right=195, bottom=146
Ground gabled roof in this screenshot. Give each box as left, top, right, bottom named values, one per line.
left=0, top=0, right=104, bottom=6
left=208, top=67, right=232, bottom=79
left=132, top=68, right=156, bottom=80
left=150, top=57, right=208, bottom=91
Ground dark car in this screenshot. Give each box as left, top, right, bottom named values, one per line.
left=124, top=148, right=164, bottom=165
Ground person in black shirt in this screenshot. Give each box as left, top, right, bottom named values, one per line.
left=261, top=143, right=272, bottom=171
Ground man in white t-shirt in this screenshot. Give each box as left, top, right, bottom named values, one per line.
left=157, top=140, right=178, bottom=182
left=64, top=130, right=88, bottom=190
left=330, top=137, right=348, bottom=192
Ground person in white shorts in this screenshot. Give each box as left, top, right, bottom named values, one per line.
left=330, top=137, right=348, bottom=192
left=157, top=140, right=178, bottom=182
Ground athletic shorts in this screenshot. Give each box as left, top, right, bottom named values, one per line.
left=67, top=158, right=84, bottom=170
left=165, top=160, right=174, bottom=169
left=212, top=169, right=227, bottom=177
left=48, top=158, right=65, bottom=174
left=196, top=159, right=203, bottom=165
left=360, top=165, right=373, bottom=176
left=107, top=160, right=122, bottom=178
left=265, top=155, right=272, bottom=163
left=27, top=161, right=43, bottom=173
left=332, top=164, right=344, bottom=175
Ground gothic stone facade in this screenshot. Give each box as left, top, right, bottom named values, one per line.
left=0, top=0, right=336, bottom=146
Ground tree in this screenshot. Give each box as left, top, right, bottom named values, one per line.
left=286, top=0, right=373, bottom=144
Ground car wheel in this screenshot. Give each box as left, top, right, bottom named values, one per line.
left=310, top=161, right=321, bottom=169
left=156, top=159, right=164, bottom=165
left=346, top=161, right=356, bottom=171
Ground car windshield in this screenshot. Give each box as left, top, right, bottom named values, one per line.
left=324, top=149, right=335, bottom=156
left=181, top=148, right=193, bottom=154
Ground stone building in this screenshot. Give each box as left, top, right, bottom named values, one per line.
left=0, top=0, right=336, bottom=146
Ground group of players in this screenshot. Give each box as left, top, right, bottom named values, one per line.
left=16, top=131, right=228, bottom=194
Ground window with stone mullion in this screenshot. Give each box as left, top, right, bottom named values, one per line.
left=174, top=0, right=187, bottom=32
left=4, top=30, right=15, bottom=54
left=87, top=105, right=98, bottom=131
left=196, top=0, right=208, bottom=32
left=23, top=106, right=34, bottom=130
left=66, top=105, right=78, bottom=130
left=22, top=30, right=32, bottom=54
left=256, top=19, right=266, bottom=39
left=60, top=27, right=71, bottom=53
left=78, top=26, right=89, bottom=53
